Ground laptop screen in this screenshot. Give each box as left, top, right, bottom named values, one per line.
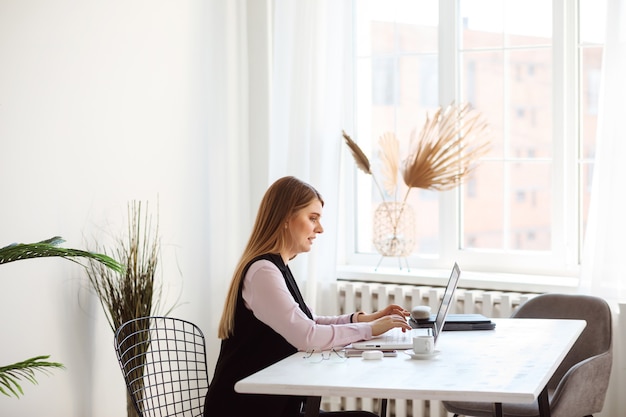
left=433, top=262, right=461, bottom=342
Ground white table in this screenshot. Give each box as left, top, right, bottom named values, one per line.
left=235, top=318, right=586, bottom=417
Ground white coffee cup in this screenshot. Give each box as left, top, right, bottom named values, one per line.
left=413, top=335, right=435, bottom=354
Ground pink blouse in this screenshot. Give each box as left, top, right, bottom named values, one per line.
left=242, top=260, right=372, bottom=351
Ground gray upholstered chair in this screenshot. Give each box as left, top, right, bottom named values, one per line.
left=443, top=293, right=612, bottom=417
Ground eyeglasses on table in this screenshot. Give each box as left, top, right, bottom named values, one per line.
left=302, top=348, right=347, bottom=363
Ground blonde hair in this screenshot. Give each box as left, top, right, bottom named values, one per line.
left=218, top=176, right=324, bottom=339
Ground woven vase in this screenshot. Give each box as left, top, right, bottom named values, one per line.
left=373, top=201, right=416, bottom=257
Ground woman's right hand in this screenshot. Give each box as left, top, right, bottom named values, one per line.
left=369, top=314, right=411, bottom=336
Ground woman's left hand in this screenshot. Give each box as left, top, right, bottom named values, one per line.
left=375, top=304, right=410, bottom=320
left=357, top=304, right=410, bottom=322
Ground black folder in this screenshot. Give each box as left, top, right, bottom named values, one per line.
left=410, top=313, right=496, bottom=331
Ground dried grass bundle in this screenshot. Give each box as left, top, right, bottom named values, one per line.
left=342, top=130, right=387, bottom=202
left=378, top=132, right=400, bottom=197
left=342, top=130, right=371, bottom=175
left=85, top=201, right=173, bottom=332
left=85, top=201, right=174, bottom=417
left=342, top=102, right=490, bottom=201
left=342, top=103, right=490, bottom=256
left=402, top=103, right=490, bottom=193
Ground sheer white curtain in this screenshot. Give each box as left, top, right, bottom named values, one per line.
left=198, top=0, right=253, bottom=375
left=579, top=0, right=626, bottom=302
left=579, top=0, right=626, bottom=415
left=270, top=0, right=351, bottom=312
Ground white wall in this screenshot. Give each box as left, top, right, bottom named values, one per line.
left=0, top=1, right=255, bottom=416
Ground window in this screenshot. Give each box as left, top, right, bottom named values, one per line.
left=345, top=0, right=605, bottom=278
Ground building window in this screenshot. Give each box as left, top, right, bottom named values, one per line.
left=372, top=57, right=396, bottom=106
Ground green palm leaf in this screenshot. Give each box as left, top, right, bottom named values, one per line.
left=0, top=356, right=64, bottom=398
left=1, top=236, right=123, bottom=398
left=0, top=236, right=123, bottom=272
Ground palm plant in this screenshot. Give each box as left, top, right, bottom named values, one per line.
left=0, top=236, right=122, bottom=398
left=0, top=356, right=64, bottom=398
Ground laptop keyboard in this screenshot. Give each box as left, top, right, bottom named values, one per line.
left=376, top=328, right=427, bottom=345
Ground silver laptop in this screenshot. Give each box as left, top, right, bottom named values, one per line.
left=351, top=262, right=461, bottom=350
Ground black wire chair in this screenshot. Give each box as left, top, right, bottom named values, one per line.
left=114, top=316, right=210, bottom=417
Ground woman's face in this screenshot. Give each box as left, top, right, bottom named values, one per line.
left=283, top=199, right=324, bottom=261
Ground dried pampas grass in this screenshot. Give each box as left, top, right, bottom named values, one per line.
left=378, top=132, right=400, bottom=196
left=343, top=130, right=387, bottom=203
left=342, top=103, right=489, bottom=259
left=402, top=103, right=490, bottom=192
left=343, top=102, right=490, bottom=201
left=342, top=130, right=371, bottom=175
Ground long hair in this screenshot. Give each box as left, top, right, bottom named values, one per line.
left=218, top=176, right=324, bottom=339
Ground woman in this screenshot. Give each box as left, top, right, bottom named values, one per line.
left=204, top=176, right=411, bottom=417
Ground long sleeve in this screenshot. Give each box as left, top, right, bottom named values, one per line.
left=242, top=260, right=372, bottom=351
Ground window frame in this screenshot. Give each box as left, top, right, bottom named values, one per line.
left=340, top=0, right=588, bottom=286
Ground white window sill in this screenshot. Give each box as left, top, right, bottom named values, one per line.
left=336, top=264, right=580, bottom=294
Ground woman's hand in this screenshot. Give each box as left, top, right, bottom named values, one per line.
left=375, top=304, right=410, bottom=320
left=356, top=304, right=410, bottom=323
left=369, top=314, right=412, bottom=336
left=353, top=304, right=411, bottom=336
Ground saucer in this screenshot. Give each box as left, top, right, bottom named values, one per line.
left=404, top=349, right=441, bottom=360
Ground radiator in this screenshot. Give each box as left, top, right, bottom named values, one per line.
left=322, top=280, right=538, bottom=417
